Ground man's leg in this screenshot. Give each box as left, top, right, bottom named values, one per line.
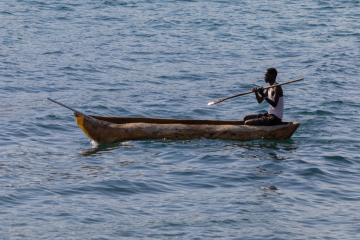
left=245, top=114, right=281, bottom=126
left=243, top=113, right=264, bottom=122
left=244, top=115, right=266, bottom=125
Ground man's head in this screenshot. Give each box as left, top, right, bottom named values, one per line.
left=264, top=68, right=277, bottom=84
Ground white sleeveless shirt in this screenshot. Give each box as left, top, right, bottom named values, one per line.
left=268, top=82, right=284, bottom=119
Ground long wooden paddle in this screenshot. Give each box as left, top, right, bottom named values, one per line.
left=47, top=97, right=96, bottom=120
left=207, top=78, right=304, bottom=106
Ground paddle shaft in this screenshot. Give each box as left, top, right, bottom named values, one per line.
left=47, top=98, right=96, bottom=120
left=208, top=78, right=304, bottom=105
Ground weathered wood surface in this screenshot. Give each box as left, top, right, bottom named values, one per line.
left=74, top=113, right=300, bottom=143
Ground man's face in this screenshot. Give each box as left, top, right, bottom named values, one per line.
left=264, top=70, right=271, bottom=83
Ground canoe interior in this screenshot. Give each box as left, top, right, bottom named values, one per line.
left=90, top=115, right=295, bottom=126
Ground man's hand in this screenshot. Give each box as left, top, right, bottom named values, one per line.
left=258, top=87, right=265, bottom=97
left=253, top=87, right=265, bottom=104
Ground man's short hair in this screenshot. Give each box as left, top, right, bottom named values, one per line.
left=267, top=68, right=277, bottom=78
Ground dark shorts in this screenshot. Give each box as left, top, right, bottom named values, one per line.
left=243, top=112, right=282, bottom=126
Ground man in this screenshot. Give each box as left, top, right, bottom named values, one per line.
left=243, top=68, right=283, bottom=126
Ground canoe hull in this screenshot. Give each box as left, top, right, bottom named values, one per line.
left=75, top=113, right=300, bottom=143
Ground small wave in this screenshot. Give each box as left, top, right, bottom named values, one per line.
left=324, top=155, right=353, bottom=164
left=91, top=140, right=98, bottom=148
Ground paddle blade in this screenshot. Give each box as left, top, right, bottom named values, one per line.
left=208, top=98, right=225, bottom=106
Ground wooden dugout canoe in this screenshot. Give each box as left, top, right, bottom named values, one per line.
left=74, top=112, right=300, bottom=143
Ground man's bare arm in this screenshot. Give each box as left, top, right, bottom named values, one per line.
left=252, top=88, right=266, bottom=103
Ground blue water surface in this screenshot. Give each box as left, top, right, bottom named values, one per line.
left=1, top=0, right=360, bottom=239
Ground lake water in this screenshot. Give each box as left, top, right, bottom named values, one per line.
left=1, top=0, right=360, bottom=239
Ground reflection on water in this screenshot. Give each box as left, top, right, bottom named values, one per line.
left=81, top=138, right=300, bottom=163
left=234, top=139, right=299, bottom=161
left=81, top=141, right=135, bottom=156
left=235, top=139, right=299, bottom=151
left=268, top=152, right=287, bottom=161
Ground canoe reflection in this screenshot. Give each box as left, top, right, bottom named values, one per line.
left=81, top=141, right=135, bottom=157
